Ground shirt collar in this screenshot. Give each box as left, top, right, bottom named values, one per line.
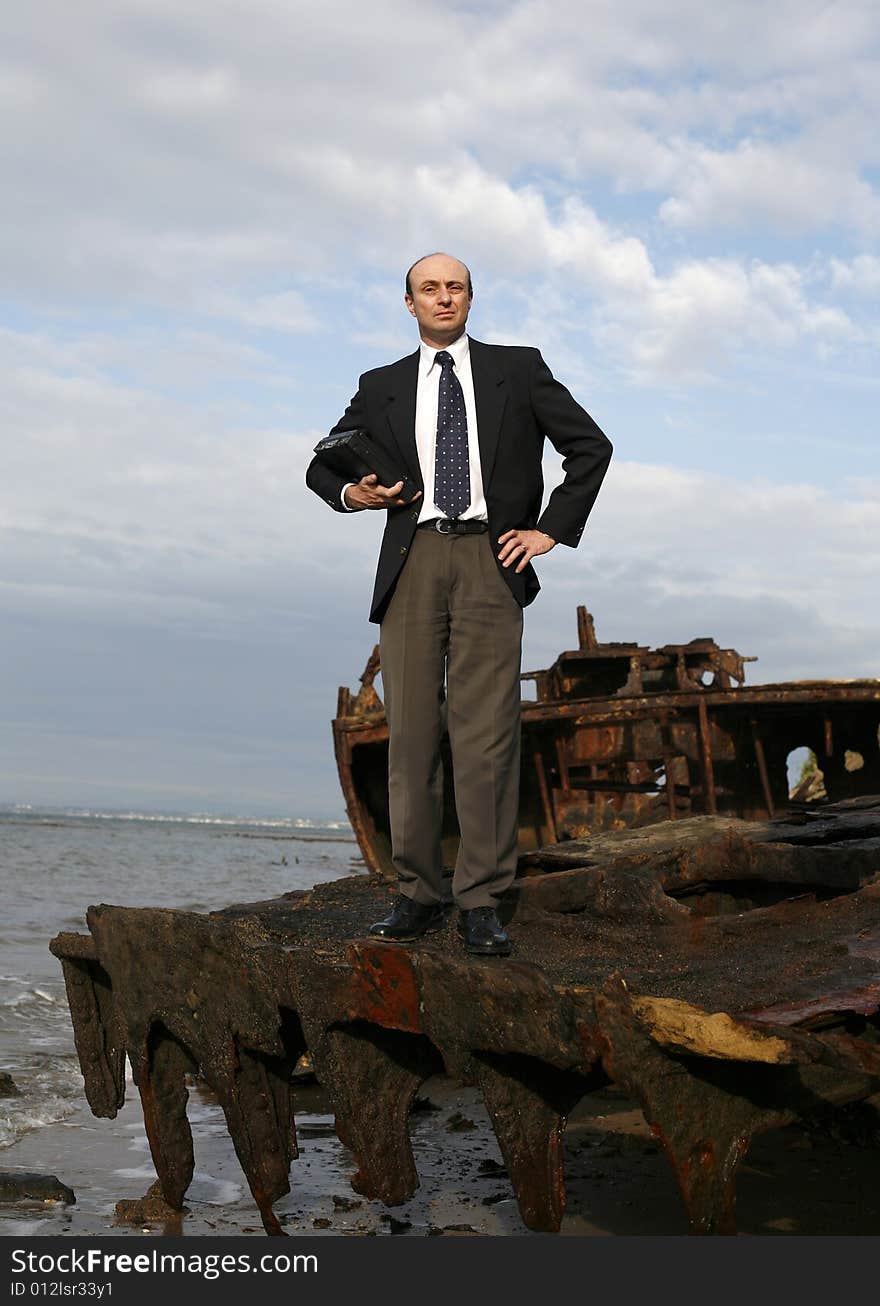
left=418, top=332, right=469, bottom=377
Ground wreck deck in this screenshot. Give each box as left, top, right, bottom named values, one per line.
left=334, top=608, right=880, bottom=876
left=50, top=797, right=880, bottom=1237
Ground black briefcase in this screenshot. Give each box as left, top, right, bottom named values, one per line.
left=312, top=429, right=420, bottom=504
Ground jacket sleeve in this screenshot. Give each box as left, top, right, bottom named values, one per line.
left=305, top=386, right=367, bottom=513
left=530, top=351, right=613, bottom=547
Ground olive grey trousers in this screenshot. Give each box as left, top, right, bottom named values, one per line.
left=379, top=529, right=523, bottom=910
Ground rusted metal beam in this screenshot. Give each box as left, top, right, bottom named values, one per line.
left=697, top=698, right=717, bottom=815
left=663, top=754, right=677, bottom=821
left=532, top=743, right=558, bottom=844
left=554, top=736, right=571, bottom=795
left=577, top=605, right=598, bottom=650
left=751, top=718, right=775, bottom=818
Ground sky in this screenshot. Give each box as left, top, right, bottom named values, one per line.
left=2, top=0, right=878, bottom=819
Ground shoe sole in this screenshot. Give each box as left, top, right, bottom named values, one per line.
left=457, top=928, right=511, bottom=957
left=369, top=911, right=450, bottom=942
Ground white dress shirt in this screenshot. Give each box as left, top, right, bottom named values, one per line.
left=342, top=332, right=488, bottom=520
left=413, top=332, right=487, bottom=523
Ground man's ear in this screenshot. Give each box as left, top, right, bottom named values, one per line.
left=404, top=295, right=416, bottom=318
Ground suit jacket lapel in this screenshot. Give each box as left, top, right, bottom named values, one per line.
left=468, top=338, right=506, bottom=493
left=382, top=350, right=422, bottom=487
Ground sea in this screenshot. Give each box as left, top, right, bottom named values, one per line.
left=0, top=804, right=527, bottom=1238
left=0, top=805, right=359, bottom=1155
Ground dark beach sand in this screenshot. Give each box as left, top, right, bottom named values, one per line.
left=3, top=1074, right=880, bottom=1237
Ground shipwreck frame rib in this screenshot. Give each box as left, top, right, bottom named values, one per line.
left=51, top=800, right=880, bottom=1236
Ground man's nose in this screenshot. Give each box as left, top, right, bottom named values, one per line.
left=437, top=285, right=452, bottom=303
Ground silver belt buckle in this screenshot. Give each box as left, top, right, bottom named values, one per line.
left=435, top=518, right=454, bottom=534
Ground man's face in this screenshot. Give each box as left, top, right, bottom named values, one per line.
left=405, top=254, right=472, bottom=346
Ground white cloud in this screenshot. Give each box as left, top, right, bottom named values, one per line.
left=590, top=460, right=879, bottom=629
left=830, top=254, right=880, bottom=296
left=203, top=290, right=320, bottom=333
left=137, top=65, right=239, bottom=114
left=4, top=1, right=880, bottom=286
left=530, top=455, right=880, bottom=684
left=660, top=141, right=880, bottom=236
left=2, top=0, right=879, bottom=808
left=303, top=158, right=857, bottom=381
left=0, top=65, right=47, bottom=108
left=0, top=0, right=874, bottom=392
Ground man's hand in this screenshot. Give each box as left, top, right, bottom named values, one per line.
left=344, top=474, right=421, bottom=510
left=497, top=528, right=556, bottom=572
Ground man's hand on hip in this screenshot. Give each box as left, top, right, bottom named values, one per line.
left=344, top=474, right=421, bottom=510
left=497, top=528, right=556, bottom=572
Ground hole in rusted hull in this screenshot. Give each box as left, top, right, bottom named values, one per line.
left=672, top=882, right=848, bottom=917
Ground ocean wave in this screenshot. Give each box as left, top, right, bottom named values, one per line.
left=0, top=806, right=351, bottom=833
left=1, top=987, right=65, bottom=1011
left=186, top=1173, right=244, bottom=1206
left=0, top=993, right=77, bottom=1065
left=223, top=830, right=357, bottom=844
left=0, top=1089, right=79, bottom=1150
left=0, top=1219, right=54, bottom=1235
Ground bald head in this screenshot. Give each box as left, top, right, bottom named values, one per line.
left=405, top=252, right=472, bottom=298
left=404, top=252, right=474, bottom=348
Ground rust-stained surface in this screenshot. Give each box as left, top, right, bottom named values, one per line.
left=334, top=606, right=880, bottom=879
left=51, top=797, right=880, bottom=1235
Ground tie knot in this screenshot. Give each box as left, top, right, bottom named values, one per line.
left=435, top=350, right=454, bottom=370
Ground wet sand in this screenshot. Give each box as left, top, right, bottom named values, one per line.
left=3, top=1075, right=880, bottom=1237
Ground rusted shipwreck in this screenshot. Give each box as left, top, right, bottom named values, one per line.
left=51, top=795, right=880, bottom=1236
left=335, top=607, right=880, bottom=876
left=48, top=607, right=880, bottom=1235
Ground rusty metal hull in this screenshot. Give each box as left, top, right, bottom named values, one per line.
left=51, top=799, right=880, bottom=1235
left=334, top=607, right=880, bottom=880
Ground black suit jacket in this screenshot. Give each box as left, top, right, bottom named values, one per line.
left=306, top=338, right=613, bottom=623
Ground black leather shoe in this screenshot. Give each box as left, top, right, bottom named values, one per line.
left=369, top=895, right=448, bottom=941
left=457, top=906, right=511, bottom=956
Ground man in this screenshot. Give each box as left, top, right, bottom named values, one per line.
left=306, top=253, right=612, bottom=956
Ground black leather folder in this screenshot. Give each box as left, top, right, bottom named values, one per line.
left=312, top=429, right=420, bottom=503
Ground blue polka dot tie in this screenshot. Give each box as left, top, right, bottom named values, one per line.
left=433, top=351, right=471, bottom=519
